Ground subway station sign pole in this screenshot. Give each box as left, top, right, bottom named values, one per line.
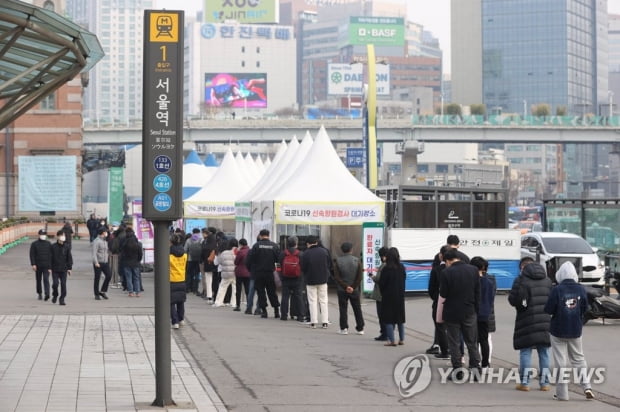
left=142, top=10, right=184, bottom=407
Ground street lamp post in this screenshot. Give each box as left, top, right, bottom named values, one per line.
left=609, top=91, right=614, bottom=118
left=523, top=100, right=527, bottom=119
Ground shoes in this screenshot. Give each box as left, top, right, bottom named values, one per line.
left=233, top=307, right=241, bottom=312
left=44, top=295, right=49, bottom=301
left=300, top=319, right=311, bottom=324
left=384, top=342, right=397, bottom=347
left=99, top=292, right=108, bottom=300
left=261, top=311, right=268, bottom=318
left=95, top=295, right=101, bottom=300
left=374, top=335, right=388, bottom=341
left=212, top=303, right=223, bottom=307
left=515, top=384, right=530, bottom=392
left=585, top=389, right=595, bottom=400
left=52, top=296, right=57, bottom=304
left=540, top=385, right=551, bottom=392
left=310, top=323, right=316, bottom=329
left=434, top=352, right=450, bottom=360
left=398, top=340, right=404, bottom=345
left=254, top=308, right=262, bottom=316
left=179, top=320, right=186, bottom=326
left=38, top=294, right=42, bottom=300
left=274, top=308, right=280, bottom=319
left=128, top=293, right=135, bottom=297
left=448, top=370, right=465, bottom=381
left=134, top=294, right=140, bottom=297
left=425, top=344, right=440, bottom=355
left=172, top=323, right=179, bottom=329
left=322, top=323, right=328, bottom=329
left=356, top=330, right=365, bottom=335
left=59, top=300, right=65, bottom=306
left=206, top=297, right=213, bottom=303
left=338, top=328, right=348, bottom=335
left=553, top=394, right=568, bottom=401
left=244, top=308, right=252, bottom=314
left=280, top=317, right=288, bottom=321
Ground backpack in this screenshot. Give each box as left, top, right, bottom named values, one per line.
left=188, top=239, right=202, bottom=261
left=281, top=249, right=301, bottom=278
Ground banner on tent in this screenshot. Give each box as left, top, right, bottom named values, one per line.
left=274, top=201, right=384, bottom=225
left=235, top=201, right=252, bottom=221
left=184, top=201, right=236, bottom=219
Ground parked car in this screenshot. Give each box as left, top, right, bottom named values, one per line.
left=520, top=232, right=604, bottom=285
left=516, top=220, right=543, bottom=234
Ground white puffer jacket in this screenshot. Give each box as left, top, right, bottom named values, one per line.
left=215, top=249, right=236, bottom=279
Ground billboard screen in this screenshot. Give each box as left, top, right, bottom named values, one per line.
left=348, top=16, right=405, bottom=46
left=328, top=63, right=390, bottom=96
left=18, top=156, right=76, bottom=211
left=204, top=73, right=267, bottom=108
left=204, top=0, right=279, bottom=24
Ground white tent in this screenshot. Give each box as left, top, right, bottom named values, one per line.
left=184, top=149, right=252, bottom=219
left=255, top=155, right=265, bottom=175
left=244, top=153, right=262, bottom=185
left=269, top=126, right=385, bottom=225
left=183, top=150, right=216, bottom=199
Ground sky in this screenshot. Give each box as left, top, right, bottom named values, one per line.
left=157, top=0, right=620, bottom=75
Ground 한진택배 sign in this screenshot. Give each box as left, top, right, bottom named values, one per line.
left=142, top=10, right=184, bottom=220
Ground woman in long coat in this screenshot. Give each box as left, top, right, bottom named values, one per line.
left=378, top=247, right=406, bottom=346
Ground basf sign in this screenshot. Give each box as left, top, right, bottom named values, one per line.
left=328, top=63, right=390, bottom=96
left=348, top=16, right=405, bottom=46
left=204, top=0, right=279, bottom=24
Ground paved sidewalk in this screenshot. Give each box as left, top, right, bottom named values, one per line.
left=0, top=240, right=226, bottom=412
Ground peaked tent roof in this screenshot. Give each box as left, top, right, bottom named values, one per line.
left=182, top=150, right=217, bottom=199
left=204, top=152, right=218, bottom=167
left=271, top=126, right=384, bottom=225
left=184, top=149, right=252, bottom=218
left=184, top=150, right=203, bottom=165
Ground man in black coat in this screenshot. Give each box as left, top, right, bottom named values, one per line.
left=30, top=229, right=52, bottom=301
left=508, top=257, right=552, bottom=391
left=439, top=248, right=481, bottom=377
left=246, top=229, right=280, bottom=318
left=50, top=230, right=73, bottom=305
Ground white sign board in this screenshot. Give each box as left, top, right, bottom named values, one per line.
left=328, top=63, right=390, bottom=96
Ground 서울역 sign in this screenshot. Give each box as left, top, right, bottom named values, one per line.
left=142, top=10, right=184, bottom=220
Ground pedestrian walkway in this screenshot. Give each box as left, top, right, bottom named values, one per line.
left=0, top=239, right=226, bottom=412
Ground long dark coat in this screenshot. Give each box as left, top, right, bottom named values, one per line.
left=378, top=264, right=406, bottom=324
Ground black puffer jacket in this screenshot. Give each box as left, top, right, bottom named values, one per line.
left=508, top=263, right=552, bottom=349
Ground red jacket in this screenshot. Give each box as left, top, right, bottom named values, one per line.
left=234, top=245, right=251, bottom=278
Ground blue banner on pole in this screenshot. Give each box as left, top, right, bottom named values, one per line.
left=346, top=147, right=382, bottom=168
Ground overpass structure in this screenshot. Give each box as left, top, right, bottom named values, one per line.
left=84, top=117, right=620, bottom=146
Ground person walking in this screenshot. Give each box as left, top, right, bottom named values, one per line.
left=120, top=227, right=143, bottom=297
left=508, top=257, right=552, bottom=391
left=378, top=247, right=406, bottom=346
left=300, top=235, right=331, bottom=329
left=544, top=261, right=595, bottom=401
left=333, top=242, right=365, bottom=335
left=61, top=221, right=74, bottom=250
left=246, top=229, right=280, bottom=318
left=369, top=246, right=388, bottom=341
left=92, top=227, right=112, bottom=300
left=439, top=248, right=481, bottom=377
left=213, top=238, right=238, bottom=308
left=170, top=233, right=187, bottom=329
left=234, top=238, right=251, bottom=312
left=30, top=229, right=52, bottom=301
left=50, top=230, right=73, bottom=305
left=278, top=236, right=304, bottom=321
left=86, top=213, right=98, bottom=242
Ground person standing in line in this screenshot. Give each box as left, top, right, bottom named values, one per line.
left=246, top=229, right=280, bottom=318
left=201, top=227, right=218, bottom=302
left=301, top=235, right=331, bottom=329
left=333, top=242, right=365, bottom=335
left=233, top=238, right=251, bottom=312
left=508, top=257, right=552, bottom=392
left=50, top=230, right=72, bottom=305
left=92, top=227, right=112, bottom=300
left=184, top=228, right=203, bottom=294
left=30, top=229, right=52, bottom=301
left=278, top=236, right=304, bottom=321
left=428, top=245, right=450, bottom=358
left=170, top=233, right=187, bottom=329
left=213, top=238, right=238, bottom=308
left=120, top=227, right=143, bottom=297
left=369, top=246, right=388, bottom=341
left=544, top=261, right=595, bottom=401
left=470, top=256, right=496, bottom=369
left=439, top=248, right=481, bottom=377
left=86, top=213, right=98, bottom=242
left=378, top=247, right=407, bottom=346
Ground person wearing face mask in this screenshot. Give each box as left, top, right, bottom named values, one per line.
left=50, top=230, right=73, bottom=305
left=92, top=227, right=112, bottom=300
left=29, top=229, right=53, bottom=301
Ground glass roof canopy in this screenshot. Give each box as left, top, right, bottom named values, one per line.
left=0, top=0, right=104, bottom=130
